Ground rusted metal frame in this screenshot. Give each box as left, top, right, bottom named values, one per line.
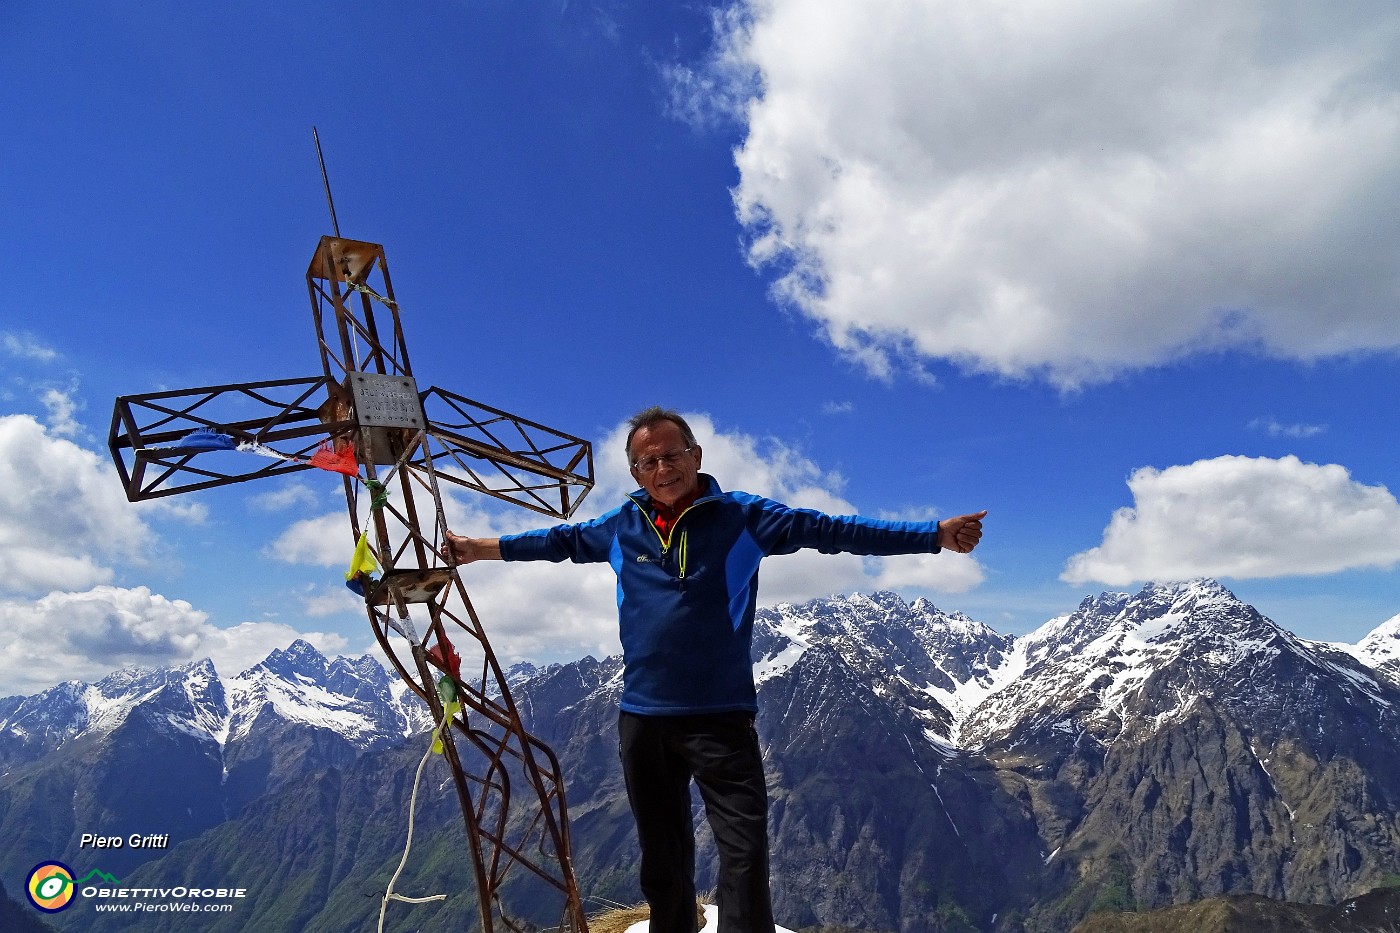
left=380, top=603, right=583, bottom=929
left=379, top=606, right=554, bottom=933
left=112, top=377, right=334, bottom=446
left=463, top=726, right=515, bottom=894
left=427, top=402, right=582, bottom=470
left=422, top=434, right=586, bottom=518
left=309, top=260, right=361, bottom=378
left=114, top=392, right=229, bottom=441
left=421, top=396, right=591, bottom=464
left=427, top=427, right=589, bottom=476
left=394, top=461, right=443, bottom=572
left=442, top=724, right=577, bottom=904
left=375, top=251, right=414, bottom=376
left=307, top=279, right=347, bottom=378
left=451, top=578, right=587, bottom=927
left=358, top=447, right=498, bottom=933
left=117, top=429, right=335, bottom=501
left=370, top=605, right=498, bottom=933
left=108, top=403, right=141, bottom=491
left=422, top=397, right=593, bottom=493
left=420, top=404, right=591, bottom=511
left=557, top=444, right=594, bottom=518
left=127, top=454, right=305, bottom=499
left=416, top=606, right=498, bottom=933
left=307, top=238, right=590, bottom=931
left=425, top=386, right=592, bottom=453
left=127, top=411, right=346, bottom=451
left=421, top=594, right=582, bottom=912
left=111, top=409, right=355, bottom=502
left=351, top=265, right=400, bottom=377
left=354, top=286, right=388, bottom=376
left=327, top=274, right=364, bottom=375
left=348, top=287, right=397, bottom=378
left=429, top=458, right=577, bottom=517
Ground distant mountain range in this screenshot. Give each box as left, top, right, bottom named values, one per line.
left=2, top=579, right=1398, bottom=932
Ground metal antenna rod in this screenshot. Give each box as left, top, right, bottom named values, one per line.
left=312, top=127, right=341, bottom=238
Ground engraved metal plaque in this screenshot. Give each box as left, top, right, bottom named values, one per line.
left=347, top=372, right=424, bottom=429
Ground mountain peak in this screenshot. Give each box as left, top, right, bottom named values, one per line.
left=243, top=639, right=331, bottom=683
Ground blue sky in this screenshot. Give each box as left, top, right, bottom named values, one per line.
left=2, top=0, right=1399, bottom=695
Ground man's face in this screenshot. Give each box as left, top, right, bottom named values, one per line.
left=628, top=420, right=703, bottom=508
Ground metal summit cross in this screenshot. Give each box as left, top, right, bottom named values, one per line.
left=108, top=194, right=595, bottom=930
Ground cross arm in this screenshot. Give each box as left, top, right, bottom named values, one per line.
left=420, top=387, right=595, bottom=521
left=109, top=375, right=354, bottom=502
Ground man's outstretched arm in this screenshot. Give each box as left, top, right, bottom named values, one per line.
left=441, top=532, right=503, bottom=565
left=936, top=510, right=987, bottom=554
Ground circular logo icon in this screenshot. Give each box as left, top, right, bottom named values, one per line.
left=26, top=861, right=76, bottom=913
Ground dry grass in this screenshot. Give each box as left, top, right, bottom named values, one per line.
left=588, top=899, right=709, bottom=933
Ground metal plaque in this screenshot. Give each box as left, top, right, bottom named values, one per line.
left=347, top=372, right=424, bottom=429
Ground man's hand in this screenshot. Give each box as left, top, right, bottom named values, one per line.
left=440, top=531, right=502, bottom=565
left=937, top=510, right=987, bottom=554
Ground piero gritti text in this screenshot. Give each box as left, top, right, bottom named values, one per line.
left=79, top=832, right=170, bottom=850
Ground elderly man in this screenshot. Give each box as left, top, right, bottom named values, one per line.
left=442, top=406, right=985, bottom=933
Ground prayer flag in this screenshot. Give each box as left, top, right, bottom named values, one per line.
left=345, top=531, right=380, bottom=580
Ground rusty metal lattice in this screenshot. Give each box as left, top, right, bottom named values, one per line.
left=109, top=232, right=594, bottom=932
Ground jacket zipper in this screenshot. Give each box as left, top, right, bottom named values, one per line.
left=628, top=495, right=707, bottom=586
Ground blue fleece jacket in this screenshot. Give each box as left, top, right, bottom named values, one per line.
left=498, top=475, right=941, bottom=716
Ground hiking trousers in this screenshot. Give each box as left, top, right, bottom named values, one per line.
left=618, top=711, right=776, bottom=933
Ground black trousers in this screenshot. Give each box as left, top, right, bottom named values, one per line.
left=618, top=711, right=776, bottom=933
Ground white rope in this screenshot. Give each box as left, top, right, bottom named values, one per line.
left=376, top=699, right=454, bottom=931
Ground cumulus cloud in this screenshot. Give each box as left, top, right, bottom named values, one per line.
left=267, top=511, right=347, bottom=568
left=0, top=414, right=155, bottom=594
left=40, top=386, right=83, bottom=437
left=0, top=585, right=348, bottom=696
left=1063, top=455, right=1400, bottom=585
left=681, top=0, right=1400, bottom=385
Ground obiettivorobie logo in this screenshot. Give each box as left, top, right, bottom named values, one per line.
left=26, top=862, right=119, bottom=913
left=25, top=860, right=247, bottom=915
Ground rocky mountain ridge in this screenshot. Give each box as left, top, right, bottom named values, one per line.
left=5, top=579, right=1399, bottom=932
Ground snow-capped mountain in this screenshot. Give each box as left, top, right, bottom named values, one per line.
left=0, top=659, right=229, bottom=772
left=1339, top=611, right=1400, bottom=687
left=752, top=590, right=1014, bottom=743
left=7, top=583, right=1400, bottom=933
left=0, top=640, right=427, bottom=772
left=225, top=639, right=428, bottom=747
left=961, top=579, right=1398, bottom=752
left=0, top=640, right=431, bottom=881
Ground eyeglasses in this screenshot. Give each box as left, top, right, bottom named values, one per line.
left=632, top=447, right=694, bottom=475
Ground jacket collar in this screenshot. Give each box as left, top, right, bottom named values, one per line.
left=627, top=473, right=723, bottom=511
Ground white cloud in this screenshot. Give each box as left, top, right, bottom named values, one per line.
left=299, top=585, right=363, bottom=619
left=1249, top=417, right=1327, bottom=439
left=1063, top=455, right=1400, bottom=585
left=247, top=480, right=321, bottom=512
left=41, top=386, right=83, bottom=437
left=872, top=551, right=985, bottom=594
left=1, top=331, right=58, bottom=363
left=0, top=585, right=347, bottom=696
left=267, top=512, right=348, bottom=567
left=0, top=414, right=155, bottom=594
left=684, top=0, right=1400, bottom=386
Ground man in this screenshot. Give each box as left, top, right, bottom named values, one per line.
left=442, top=407, right=985, bottom=933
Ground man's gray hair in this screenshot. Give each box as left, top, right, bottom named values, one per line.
left=624, top=406, right=698, bottom=463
